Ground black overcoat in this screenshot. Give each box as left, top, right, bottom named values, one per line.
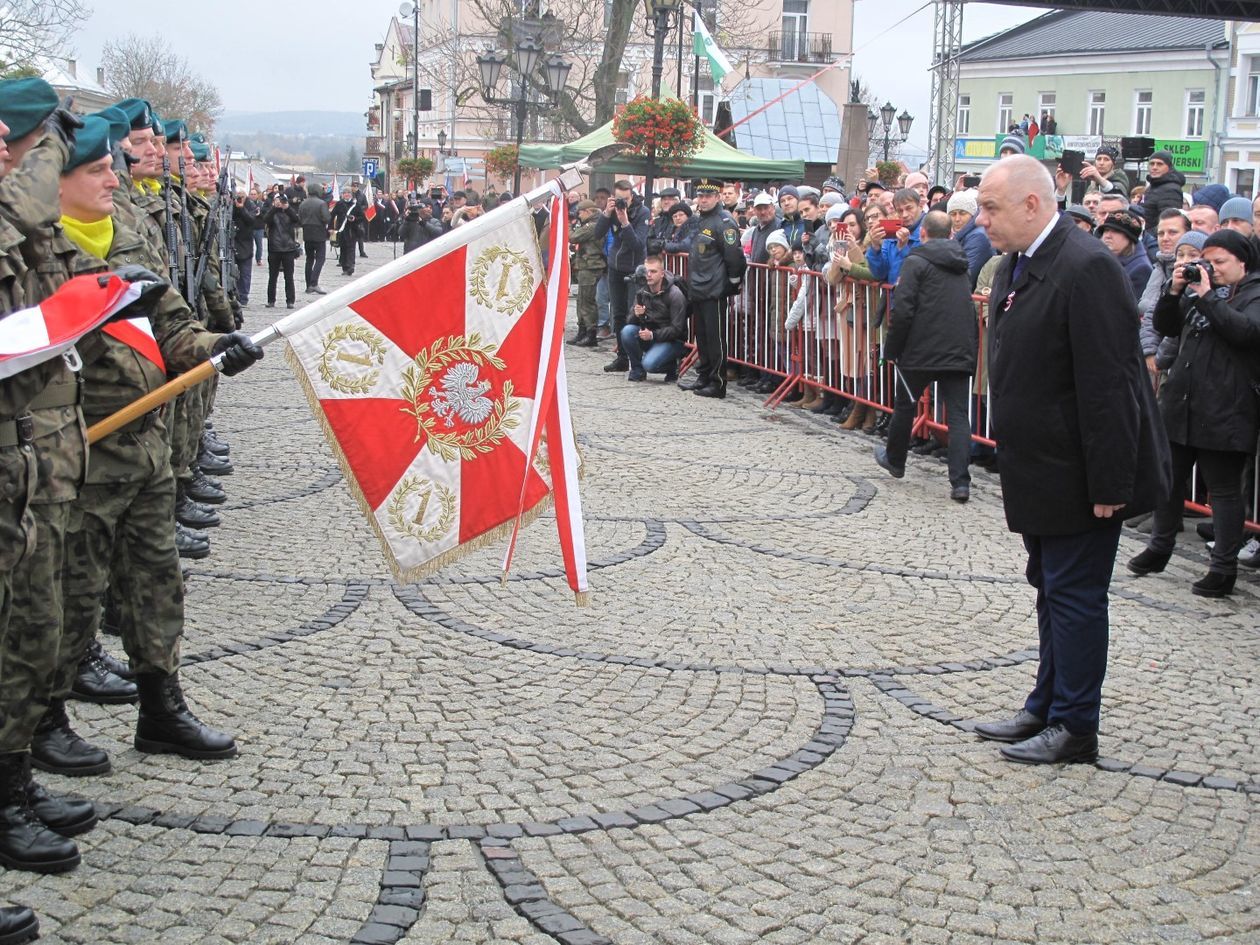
left=988, top=215, right=1171, bottom=536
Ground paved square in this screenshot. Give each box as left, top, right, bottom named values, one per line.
left=4, top=252, right=1256, bottom=945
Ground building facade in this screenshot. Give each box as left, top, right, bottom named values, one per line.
left=1219, top=21, right=1260, bottom=197
left=952, top=10, right=1228, bottom=188
left=366, top=0, right=851, bottom=193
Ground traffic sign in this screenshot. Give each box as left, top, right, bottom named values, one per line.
left=362, top=158, right=379, bottom=178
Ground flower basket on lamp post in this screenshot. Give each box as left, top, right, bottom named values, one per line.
left=397, top=157, right=435, bottom=191
left=484, top=145, right=519, bottom=185
left=612, top=96, right=704, bottom=177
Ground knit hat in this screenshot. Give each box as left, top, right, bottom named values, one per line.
left=1095, top=210, right=1143, bottom=244
left=819, top=193, right=843, bottom=208
left=998, top=135, right=1026, bottom=156
left=824, top=204, right=848, bottom=223
left=0, top=77, right=59, bottom=142
left=1095, top=144, right=1120, bottom=161
left=1219, top=196, right=1251, bottom=224
left=797, top=185, right=820, bottom=200
left=822, top=175, right=845, bottom=193
left=1175, top=231, right=1208, bottom=253
left=1150, top=149, right=1176, bottom=168
left=1065, top=204, right=1094, bottom=226
left=904, top=171, right=929, bottom=189
left=670, top=203, right=692, bottom=218
left=64, top=115, right=112, bottom=173
left=1192, top=184, right=1230, bottom=211
left=765, top=230, right=791, bottom=251
left=1204, top=228, right=1254, bottom=268
left=946, top=191, right=977, bottom=216
left=777, top=185, right=799, bottom=201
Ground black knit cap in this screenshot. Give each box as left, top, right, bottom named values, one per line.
left=1203, top=228, right=1255, bottom=270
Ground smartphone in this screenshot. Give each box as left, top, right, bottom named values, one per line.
left=879, top=218, right=903, bottom=237
left=962, top=175, right=980, bottom=188
left=1060, top=149, right=1085, bottom=176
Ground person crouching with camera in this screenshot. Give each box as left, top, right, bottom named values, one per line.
left=619, top=255, right=688, bottom=382
left=1128, top=229, right=1260, bottom=597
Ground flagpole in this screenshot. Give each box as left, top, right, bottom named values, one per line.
left=84, top=176, right=580, bottom=445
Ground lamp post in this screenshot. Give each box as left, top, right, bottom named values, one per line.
left=642, top=0, right=683, bottom=202
left=399, top=2, right=421, bottom=160
left=869, top=101, right=913, bottom=163
left=477, top=31, right=570, bottom=194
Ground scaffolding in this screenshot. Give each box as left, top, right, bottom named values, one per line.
left=926, top=0, right=964, bottom=186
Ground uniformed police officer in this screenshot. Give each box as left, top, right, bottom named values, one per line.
left=681, top=179, right=745, bottom=398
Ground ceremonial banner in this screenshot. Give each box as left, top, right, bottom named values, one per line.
left=284, top=194, right=587, bottom=595
left=0, top=274, right=150, bottom=380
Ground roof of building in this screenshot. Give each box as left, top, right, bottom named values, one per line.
left=960, top=9, right=1228, bottom=61
left=725, top=78, right=841, bottom=165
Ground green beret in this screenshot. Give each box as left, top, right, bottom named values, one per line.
left=91, top=106, right=131, bottom=145
left=190, top=131, right=207, bottom=144
left=149, top=109, right=164, bottom=135
left=190, top=141, right=211, bottom=162
left=113, top=97, right=153, bottom=131
left=0, top=77, right=59, bottom=142
left=162, top=119, right=187, bottom=142
left=64, top=116, right=112, bottom=173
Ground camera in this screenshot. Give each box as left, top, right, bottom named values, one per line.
left=615, top=197, right=628, bottom=211
left=429, top=188, right=443, bottom=199
left=1182, top=260, right=1212, bottom=283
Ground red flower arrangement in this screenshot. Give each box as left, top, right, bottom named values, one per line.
left=612, top=96, right=704, bottom=169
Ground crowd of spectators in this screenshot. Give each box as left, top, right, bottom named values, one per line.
left=565, top=142, right=1260, bottom=596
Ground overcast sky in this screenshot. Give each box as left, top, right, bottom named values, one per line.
left=69, top=0, right=1043, bottom=133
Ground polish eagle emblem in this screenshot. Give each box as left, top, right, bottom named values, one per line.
left=428, top=362, right=494, bottom=428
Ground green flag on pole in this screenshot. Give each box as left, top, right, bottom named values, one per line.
left=693, top=14, right=733, bottom=84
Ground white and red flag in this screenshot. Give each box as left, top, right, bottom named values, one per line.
left=363, top=176, right=377, bottom=222
left=0, top=273, right=152, bottom=380
left=283, top=192, right=587, bottom=596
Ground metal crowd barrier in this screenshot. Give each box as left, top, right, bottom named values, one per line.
left=661, top=251, right=1260, bottom=532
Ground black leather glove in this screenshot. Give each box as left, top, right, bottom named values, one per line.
left=45, top=98, right=84, bottom=151
left=211, top=331, right=264, bottom=376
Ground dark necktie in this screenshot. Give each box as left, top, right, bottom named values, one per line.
left=1010, top=252, right=1029, bottom=284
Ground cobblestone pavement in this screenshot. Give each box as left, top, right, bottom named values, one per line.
left=3, top=249, right=1257, bottom=945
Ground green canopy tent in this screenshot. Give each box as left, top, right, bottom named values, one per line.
left=517, top=120, right=804, bottom=181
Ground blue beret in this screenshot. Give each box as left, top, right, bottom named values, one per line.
left=0, top=77, right=59, bottom=142
left=162, top=119, right=187, bottom=142
left=91, top=106, right=131, bottom=145
left=113, top=98, right=153, bottom=131
left=64, top=116, right=113, bottom=173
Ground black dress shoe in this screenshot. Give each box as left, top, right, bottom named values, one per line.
left=950, top=485, right=970, bottom=503
left=676, top=376, right=705, bottom=391
left=694, top=383, right=726, bottom=399
left=25, top=781, right=96, bottom=837
left=1192, top=571, right=1235, bottom=598
left=873, top=446, right=905, bottom=479
left=973, top=709, right=1045, bottom=743
left=31, top=702, right=110, bottom=777
left=603, top=357, right=629, bottom=373
left=0, top=904, right=38, bottom=944
left=1127, top=548, right=1171, bottom=576
left=1000, top=723, right=1098, bottom=765
left=662, top=370, right=678, bottom=383
left=70, top=642, right=137, bottom=704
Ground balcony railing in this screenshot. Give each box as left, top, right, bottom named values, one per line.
left=768, top=30, right=837, bottom=65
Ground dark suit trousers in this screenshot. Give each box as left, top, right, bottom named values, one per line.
left=1021, top=522, right=1121, bottom=735
left=304, top=241, right=326, bottom=288
left=885, top=370, right=971, bottom=488
left=692, top=298, right=725, bottom=388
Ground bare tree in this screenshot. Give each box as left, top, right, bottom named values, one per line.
left=0, top=0, right=91, bottom=74
left=100, top=33, right=223, bottom=132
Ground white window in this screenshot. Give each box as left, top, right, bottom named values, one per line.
left=1037, top=91, right=1056, bottom=124
left=615, top=71, right=633, bottom=106
left=1248, top=57, right=1260, bottom=116
left=695, top=74, right=717, bottom=125
left=957, top=93, right=970, bottom=135
left=781, top=0, right=808, bottom=62
left=1134, top=90, right=1152, bottom=136
left=1235, top=168, right=1256, bottom=199
left=1186, top=89, right=1205, bottom=138
left=997, top=93, right=1012, bottom=133
left=1088, top=91, right=1106, bottom=136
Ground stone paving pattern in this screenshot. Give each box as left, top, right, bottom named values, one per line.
left=2, top=251, right=1256, bottom=944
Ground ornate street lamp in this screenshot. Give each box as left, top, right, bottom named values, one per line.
left=399, top=2, right=420, bottom=160
left=870, top=101, right=914, bottom=163
left=641, top=0, right=685, bottom=201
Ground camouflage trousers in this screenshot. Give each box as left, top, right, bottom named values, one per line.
left=56, top=427, right=183, bottom=690
left=576, top=276, right=600, bottom=333
left=0, top=444, right=37, bottom=750
left=170, top=377, right=217, bottom=482
left=0, top=501, right=69, bottom=751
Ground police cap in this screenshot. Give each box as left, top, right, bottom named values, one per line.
left=0, top=77, right=59, bottom=142
left=694, top=179, right=722, bottom=194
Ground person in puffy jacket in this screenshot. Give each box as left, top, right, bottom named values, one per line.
left=874, top=211, right=978, bottom=502
left=261, top=193, right=300, bottom=308
left=1141, top=150, right=1187, bottom=233
left=1129, top=228, right=1260, bottom=598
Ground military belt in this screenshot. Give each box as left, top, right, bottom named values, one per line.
left=0, top=416, right=34, bottom=448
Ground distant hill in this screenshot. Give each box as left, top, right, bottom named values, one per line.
left=217, top=110, right=365, bottom=137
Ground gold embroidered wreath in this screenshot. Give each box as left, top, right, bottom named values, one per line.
left=387, top=476, right=457, bottom=544
left=318, top=323, right=388, bottom=395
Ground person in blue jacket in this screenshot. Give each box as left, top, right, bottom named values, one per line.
left=946, top=190, right=994, bottom=290
left=865, top=187, right=924, bottom=285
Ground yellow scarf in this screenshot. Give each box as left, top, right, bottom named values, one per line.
left=134, top=178, right=160, bottom=195
left=60, top=215, right=114, bottom=260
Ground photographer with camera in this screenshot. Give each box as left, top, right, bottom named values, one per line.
left=595, top=180, right=650, bottom=373
left=261, top=190, right=300, bottom=308
left=231, top=191, right=259, bottom=304
left=1128, top=229, right=1260, bottom=597
left=401, top=196, right=443, bottom=253
left=619, top=255, right=688, bottom=382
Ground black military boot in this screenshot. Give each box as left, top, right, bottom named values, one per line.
left=101, top=590, right=123, bottom=637
left=0, top=753, right=80, bottom=873
left=190, top=465, right=225, bottom=500
left=30, top=700, right=111, bottom=777
left=196, top=446, right=233, bottom=476
left=0, top=904, right=38, bottom=944
left=185, top=469, right=226, bottom=505
left=175, top=483, right=220, bottom=529
left=25, top=778, right=96, bottom=838
left=200, top=429, right=230, bottom=457
left=175, top=523, right=211, bottom=560
left=70, top=640, right=137, bottom=704
left=87, top=639, right=134, bottom=682
left=135, top=672, right=237, bottom=760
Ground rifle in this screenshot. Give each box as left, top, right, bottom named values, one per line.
left=190, top=162, right=231, bottom=315
left=177, top=153, right=196, bottom=303
left=161, top=153, right=180, bottom=291
left=218, top=162, right=233, bottom=294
